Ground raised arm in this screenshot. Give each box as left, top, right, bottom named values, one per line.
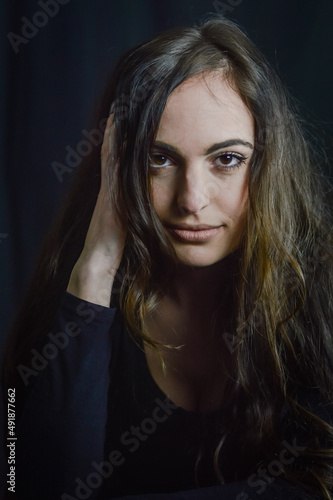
left=67, top=114, right=126, bottom=307
left=13, top=115, right=125, bottom=500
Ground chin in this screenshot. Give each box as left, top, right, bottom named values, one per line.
left=173, top=245, right=235, bottom=268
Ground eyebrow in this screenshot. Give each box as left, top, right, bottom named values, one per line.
left=153, top=139, right=254, bottom=157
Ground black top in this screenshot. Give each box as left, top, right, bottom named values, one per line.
left=102, top=307, right=222, bottom=497
left=13, top=292, right=330, bottom=500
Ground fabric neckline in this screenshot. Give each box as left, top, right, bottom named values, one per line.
left=131, top=333, right=224, bottom=418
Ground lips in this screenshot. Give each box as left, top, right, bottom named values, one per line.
left=167, top=224, right=220, bottom=230
left=165, top=223, right=224, bottom=242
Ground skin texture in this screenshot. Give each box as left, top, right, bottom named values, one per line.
left=67, top=72, right=256, bottom=409
left=67, top=73, right=254, bottom=307
left=67, top=115, right=126, bottom=306
left=150, top=72, right=255, bottom=267
left=144, top=74, right=255, bottom=411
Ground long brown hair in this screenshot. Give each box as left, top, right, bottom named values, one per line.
left=4, top=16, right=333, bottom=497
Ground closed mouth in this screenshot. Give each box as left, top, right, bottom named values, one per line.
left=165, top=224, right=223, bottom=231
left=164, top=224, right=224, bottom=242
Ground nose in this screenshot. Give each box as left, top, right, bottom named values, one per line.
left=176, top=166, right=211, bottom=215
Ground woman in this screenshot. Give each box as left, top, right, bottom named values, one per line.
left=4, top=15, right=333, bottom=500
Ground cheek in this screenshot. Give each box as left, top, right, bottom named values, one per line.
left=150, top=179, right=173, bottom=216
left=217, top=178, right=249, bottom=219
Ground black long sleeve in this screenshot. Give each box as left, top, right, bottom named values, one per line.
left=13, top=292, right=329, bottom=500
left=15, top=292, right=117, bottom=500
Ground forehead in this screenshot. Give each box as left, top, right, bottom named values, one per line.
left=156, top=72, right=254, bottom=150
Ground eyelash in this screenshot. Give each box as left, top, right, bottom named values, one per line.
left=149, top=154, right=172, bottom=169
left=149, top=152, right=248, bottom=171
left=213, top=152, right=248, bottom=170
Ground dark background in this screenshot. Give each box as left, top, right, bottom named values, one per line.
left=1, top=0, right=332, bottom=492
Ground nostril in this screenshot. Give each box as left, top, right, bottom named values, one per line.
left=178, top=205, right=192, bottom=217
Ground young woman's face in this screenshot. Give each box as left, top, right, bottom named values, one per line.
left=150, top=72, right=254, bottom=267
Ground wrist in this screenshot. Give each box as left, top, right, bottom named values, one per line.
left=77, top=248, right=120, bottom=277
left=67, top=251, right=119, bottom=307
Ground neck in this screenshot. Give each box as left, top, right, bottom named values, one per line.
left=159, top=250, right=240, bottom=312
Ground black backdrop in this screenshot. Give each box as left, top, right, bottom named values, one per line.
left=1, top=0, right=333, bottom=491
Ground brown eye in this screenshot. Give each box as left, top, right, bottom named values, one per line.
left=150, top=153, right=172, bottom=168
left=219, top=154, right=234, bottom=165
left=154, top=155, right=168, bottom=165
left=214, top=152, right=247, bottom=170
